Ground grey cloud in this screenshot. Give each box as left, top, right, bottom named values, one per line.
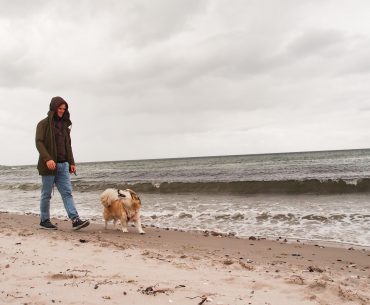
left=1, top=0, right=370, bottom=165
left=288, top=29, right=346, bottom=58
left=109, top=0, right=207, bottom=47
left=0, top=62, right=37, bottom=89
left=338, top=39, right=370, bottom=75
left=0, top=0, right=207, bottom=91
left=0, top=0, right=48, bottom=18
left=100, top=30, right=287, bottom=100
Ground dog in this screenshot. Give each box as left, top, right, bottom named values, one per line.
left=100, top=188, right=145, bottom=234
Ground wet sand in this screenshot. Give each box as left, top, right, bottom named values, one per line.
left=1, top=212, right=369, bottom=305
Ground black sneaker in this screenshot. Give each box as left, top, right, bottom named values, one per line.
left=72, top=217, right=90, bottom=230
left=40, top=219, right=58, bottom=230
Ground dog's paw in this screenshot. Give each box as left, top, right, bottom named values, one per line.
left=139, top=230, right=145, bottom=235
left=121, top=228, right=129, bottom=233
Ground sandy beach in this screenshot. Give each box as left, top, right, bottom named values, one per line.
left=0, top=212, right=369, bottom=305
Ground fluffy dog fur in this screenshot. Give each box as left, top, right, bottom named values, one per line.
left=100, top=188, right=145, bottom=234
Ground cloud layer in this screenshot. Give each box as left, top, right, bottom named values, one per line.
left=1, top=0, right=370, bottom=165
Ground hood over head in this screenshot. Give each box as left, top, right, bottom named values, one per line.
left=50, top=96, right=68, bottom=112
left=49, top=96, right=71, bottom=125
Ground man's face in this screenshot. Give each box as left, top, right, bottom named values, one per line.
left=57, top=104, right=66, bottom=118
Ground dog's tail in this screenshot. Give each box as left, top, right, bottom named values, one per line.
left=100, top=189, right=117, bottom=208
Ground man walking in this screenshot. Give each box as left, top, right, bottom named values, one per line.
left=36, top=96, right=90, bottom=230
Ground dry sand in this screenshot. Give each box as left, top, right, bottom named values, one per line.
left=0, top=212, right=369, bottom=305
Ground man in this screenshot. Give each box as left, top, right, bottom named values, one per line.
left=35, top=96, right=90, bottom=230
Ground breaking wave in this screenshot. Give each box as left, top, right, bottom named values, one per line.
left=2, top=178, right=370, bottom=194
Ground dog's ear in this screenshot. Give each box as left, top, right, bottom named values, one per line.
left=128, top=189, right=140, bottom=201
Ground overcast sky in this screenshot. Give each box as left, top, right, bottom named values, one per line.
left=1, top=0, right=370, bottom=165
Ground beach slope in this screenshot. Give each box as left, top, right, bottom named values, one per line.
left=1, top=213, right=369, bottom=305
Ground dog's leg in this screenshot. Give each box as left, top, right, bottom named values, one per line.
left=134, top=217, right=145, bottom=234
left=104, top=220, right=108, bottom=230
left=120, top=217, right=128, bottom=233
left=113, top=219, right=118, bottom=230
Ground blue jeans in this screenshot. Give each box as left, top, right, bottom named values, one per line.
left=40, top=162, right=79, bottom=222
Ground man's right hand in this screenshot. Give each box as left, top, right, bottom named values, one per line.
left=46, top=160, right=56, bottom=170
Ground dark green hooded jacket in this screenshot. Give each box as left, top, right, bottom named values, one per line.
left=35, top=97, right=75, bottom=175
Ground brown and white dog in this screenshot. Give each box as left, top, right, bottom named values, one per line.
left=100, top=188, right=145, bottom=234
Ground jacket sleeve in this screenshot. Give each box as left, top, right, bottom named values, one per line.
left=66, top=127, right=75, bottom=165
left=35, top=120, right=53, bottom=163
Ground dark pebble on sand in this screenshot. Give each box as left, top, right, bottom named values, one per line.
left=249, top=236, right=257, bottom=240
left=308, top=266, right=324, bottom=273
left=175, top=285, right=186, bottom=288
left=223, top=259, right=234, bottom=265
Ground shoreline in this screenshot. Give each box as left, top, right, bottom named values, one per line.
left=1, top=212, right=369, bottom=304
left=1, top=188, right=369, bottom=248
left=4, top=210, right=370, bottom=250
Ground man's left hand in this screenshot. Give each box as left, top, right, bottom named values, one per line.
left=70, top=165, right=77, bottom=174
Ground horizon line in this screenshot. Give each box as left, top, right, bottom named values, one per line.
left=3, top=147, right=370, bottom=167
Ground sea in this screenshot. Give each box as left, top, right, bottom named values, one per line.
left=1, top=149, right=370, bottom=247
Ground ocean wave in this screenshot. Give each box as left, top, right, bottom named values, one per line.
left=141, top=212, right=370, bottom=225
left=2, top=178, right=370, bottom=194
left=254, top=212, right=370, bottom=223
left=0, top=183, right=40, bottom=191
